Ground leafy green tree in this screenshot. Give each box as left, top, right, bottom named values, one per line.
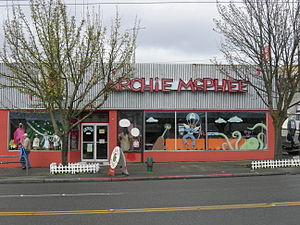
left=0, top=0, right=138, bottom=164
left=214, top=0, right=300, bottom=159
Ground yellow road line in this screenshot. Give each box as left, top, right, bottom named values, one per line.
left=1, top=201, right=300, bottom=216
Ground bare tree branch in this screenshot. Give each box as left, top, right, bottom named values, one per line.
left=0, top=0, right=139, bottom=164
left=214, top=0, right=300, bottom=159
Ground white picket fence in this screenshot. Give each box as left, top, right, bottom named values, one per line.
left=50, top=162, right=100, bottom=174
left=251, top=158, right=300, bottom=170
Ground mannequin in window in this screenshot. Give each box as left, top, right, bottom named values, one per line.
left=42, top=132, right=50, bottom=149
left=32, top=134, right=40, bottom=150
left=52, top=133, right=61, bottom=150
left=14, top=123, right=25, bottom=145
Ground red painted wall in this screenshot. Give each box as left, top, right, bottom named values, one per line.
left=109, top=111, right=117, bottom=161
left=0, top=110, right=9, bottom=159
left=125, top=153, right=141, bottom=162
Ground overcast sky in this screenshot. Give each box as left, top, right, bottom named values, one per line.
left=0, top=0, right=226, bottom=64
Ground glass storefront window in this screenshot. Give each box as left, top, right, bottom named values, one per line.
left=207, top=112, right=267, bottom=150
left=144, top=111, right=267, bottom=151
left=9, top=111, right=79, bottom=151
left=118, top=111, right=143, bottom=153
left=145, top=112, right=175, bottom=150
left=9, top=112, right=62, bottom=150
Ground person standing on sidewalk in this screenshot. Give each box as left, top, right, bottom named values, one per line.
left=119, top=147, right=129, bottom=176
left=118, top=128, right=130, bottom=176
left=20, top=133, right=31, bottom=169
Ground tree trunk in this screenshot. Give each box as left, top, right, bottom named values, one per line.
left=61, top=134, right=69, bottom=165
left=274, top=126, right=283, bottom=159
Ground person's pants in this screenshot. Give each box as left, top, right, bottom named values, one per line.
left=119, top=150, right=129, bottom=175
left=19, top=152, right=31, bottom=168
left=183, top=134, right=196, bottom=147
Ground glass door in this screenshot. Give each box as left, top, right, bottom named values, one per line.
left=81, top=123, right=109, bottom=162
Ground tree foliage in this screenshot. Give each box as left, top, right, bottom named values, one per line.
left=0, top=0, right=139, bottom=164
left=214, top=0, right=300, bottom=159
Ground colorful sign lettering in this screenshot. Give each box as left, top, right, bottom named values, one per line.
left=113, top=78, right=247, bottom=93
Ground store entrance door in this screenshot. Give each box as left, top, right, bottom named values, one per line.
left=81, top=123, right=109, bottom=162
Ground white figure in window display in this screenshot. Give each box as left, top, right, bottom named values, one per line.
left=32, top=134, right=40, bottom=149
left=52, top=133, right=61, bottom=150
left=42, top=132, right=50, bottom=149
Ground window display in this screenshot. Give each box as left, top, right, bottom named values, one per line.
left=9, top=112, right=79, bottom=151
left=117, top=111, right=143, bottom=152
left=145, top=111, right=267, bottom=151
left=145, top=112, right=175, bottom=150
left=207, top=112, right=267, bottom=150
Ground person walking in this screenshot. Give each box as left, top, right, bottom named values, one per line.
left=20, top=133, right=31, bottom=169
left=119, top=147, right=129, bottom=176
left=118, top=128, right=130, bottom=175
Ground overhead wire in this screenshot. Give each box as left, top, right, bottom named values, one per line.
left=0, top=0, right=243, bottom=8
left=0, top=0, right=299, bottom=5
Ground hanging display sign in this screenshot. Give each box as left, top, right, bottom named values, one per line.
left=110, top=146, right=121, bottom=169
left=113, top=78, right=247, bottom=93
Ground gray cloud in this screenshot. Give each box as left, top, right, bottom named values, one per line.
left=116, top=3, right=223, bottom=63
left=0, top=0, right=224, bottom=64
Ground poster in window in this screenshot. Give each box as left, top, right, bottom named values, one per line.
left=99, top=129, right=105, bottom=134
left=87, top=144, right=93, bottom=152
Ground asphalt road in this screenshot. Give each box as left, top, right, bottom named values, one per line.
left=0, top=175, right=300, bottom=225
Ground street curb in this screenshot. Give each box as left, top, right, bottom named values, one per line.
left=1, top=171, right=299, bottom=184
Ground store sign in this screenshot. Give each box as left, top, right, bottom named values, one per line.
left=114, top=78, right=247, bottom=93
left=83, top=126, right=93, bottom=134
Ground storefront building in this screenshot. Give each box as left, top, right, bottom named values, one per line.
left=0, top=64, right=274, bottom=167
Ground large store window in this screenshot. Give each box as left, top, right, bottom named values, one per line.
left=117, top=111, right=143, bottom=152
left=144, top=111, right=267, bottom=151
left=145, top=112, right=175, bottom=150
left=207, top=112, right=267, bottom=150
left=9, top=111, right=79, bottom=151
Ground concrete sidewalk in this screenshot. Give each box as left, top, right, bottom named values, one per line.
left=1, top=160, right=300, bottom=184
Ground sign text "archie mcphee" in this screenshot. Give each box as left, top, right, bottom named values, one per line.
left=114, top=78, right=247, bottom=93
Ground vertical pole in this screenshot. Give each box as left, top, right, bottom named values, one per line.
left=24, top=156, right=29, bottom=176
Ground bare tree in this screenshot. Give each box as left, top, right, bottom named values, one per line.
left=214, top=0, right=300, bottom=159
left=0, top=0, right=139, bottom=164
